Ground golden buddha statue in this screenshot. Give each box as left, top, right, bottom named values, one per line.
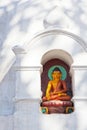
left=42, top=67, right=71, bottom=101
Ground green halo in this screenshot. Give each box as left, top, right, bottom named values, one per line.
left=48, top=65, right=67, bottom=80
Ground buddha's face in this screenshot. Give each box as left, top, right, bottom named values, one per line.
left=52, top=71, right=62, bottom=80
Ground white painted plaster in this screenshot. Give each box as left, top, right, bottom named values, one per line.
left=0, top=0, right=87, bottom=130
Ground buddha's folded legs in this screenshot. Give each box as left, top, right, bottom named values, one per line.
left=42, top=95, right=71, bottom=101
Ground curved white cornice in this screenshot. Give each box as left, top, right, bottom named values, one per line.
left=24, top=29, right=87, bottom=52
left=12, top=28, right=87, bottom=68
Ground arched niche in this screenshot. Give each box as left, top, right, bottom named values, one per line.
left=40, top=49, right=74, bottom=114
left=16, top=29, right=87, bottom=68
left=41, top=49, right=73, bottom=66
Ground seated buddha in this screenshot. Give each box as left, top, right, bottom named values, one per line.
left=42, top=67, right=71, bottom=101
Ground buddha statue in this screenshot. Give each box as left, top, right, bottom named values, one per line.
left=42, top=67, right=71, bottom=101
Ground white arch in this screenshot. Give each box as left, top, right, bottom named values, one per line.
left=26, top=29, right=87, bottom=52
left=41, top=49, right=73, bottom=66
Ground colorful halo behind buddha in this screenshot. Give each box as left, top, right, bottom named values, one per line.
left=48, top=65, right=67, bottom=80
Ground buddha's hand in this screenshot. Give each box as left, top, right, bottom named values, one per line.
left=58, top=93, right=62, bottom=96
left=46, top=95, right=50, bottom=100
left=58, top=93, right=67, bottom=96
left=51, top=91, right=61, bottom=95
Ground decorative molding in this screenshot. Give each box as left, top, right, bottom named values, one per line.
left=71, top=65, right=87, bottom=70
left=13, top=96, right=87, bottom=105
left=12, top=45, right=27, bottom=55
left=25, top=29, right=87, bottom=52
left=13, top=97, right=41, bottom=103
left=72, top=97, right=87, bottom=101
left=13, top=66, right=43, bottom=71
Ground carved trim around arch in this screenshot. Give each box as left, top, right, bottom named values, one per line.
left=41, top=49, right=73, bottom=66
left=40, top=51, right=74, bottom=114
left=25, top=29, right=87, bottom=52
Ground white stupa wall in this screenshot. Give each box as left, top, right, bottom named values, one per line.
left=0, top=0, right=87, bottom=130
left=12, top=31, right=87, bottom=130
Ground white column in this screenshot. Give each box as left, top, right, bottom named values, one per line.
left=71, top=65, right=87, bottom=130
left=13, top=46, right=42, bottom=130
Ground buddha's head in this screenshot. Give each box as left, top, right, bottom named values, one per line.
left=52, top=67, right=62, bottom=80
